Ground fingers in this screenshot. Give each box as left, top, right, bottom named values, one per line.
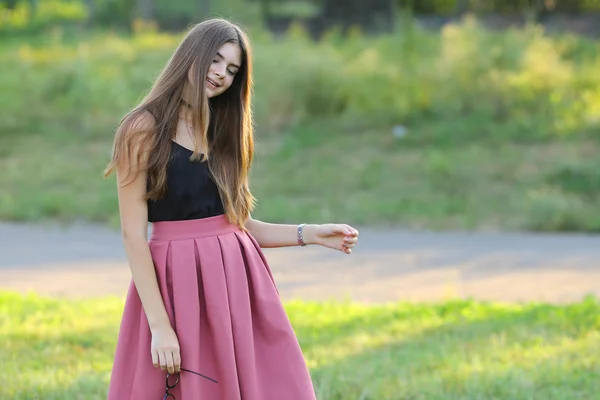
left=152, top=350, right=159, bottom=369
left=319, top=223, right=359, bottom=254
left=343, top=237, right=357, bottom=248
left=341, top=237, right=357, bottom=254
left=166, top=351, right=176, bottom=375
left=336, top=224, right=358, bottom=236
left=342, top=224, right=359, bottom=237
left=150, top=327, right=181, bottom=374
left=342, top=226, right=358, bottom=255
left=159, top=351, right=178, bottom=374
left=159, top=351, right=168, bottom=371
left=174, top=350, right=182, bottom=373
left=159, top=351, right=176, bottom=374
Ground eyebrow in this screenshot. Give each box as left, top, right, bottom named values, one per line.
left=216, top=52, right=240, bottom=70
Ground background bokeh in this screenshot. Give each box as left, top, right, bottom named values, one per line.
left=1, top=0, right=599, bottom=231
left=1, top=1, right=600, bottom=399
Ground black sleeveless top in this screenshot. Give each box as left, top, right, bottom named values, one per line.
left=147, top=141, right=225, bottom=222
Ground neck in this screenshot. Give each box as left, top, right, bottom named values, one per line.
left=179, top=83, right=195, bottom=122
left=178, top=99, right=194, bottom=124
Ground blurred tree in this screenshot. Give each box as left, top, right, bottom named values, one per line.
left=199, top=0, right=211, bottom=19
left=153, top=0, right=212, bottom=30
left=91, top=0, right=135, bottom=28
left=258, top=0, right=273, bottom=20
left=398, top=0, right=460, bottom=14
left=395, top=0, right=597, bottom=15
left=136, top=0, right=154, bottom=20
left=551, top=0, right=585, bottom=12
left=455, top=0, right=470, bottom=15
left=0, top=0, right=38, bottom=11
left=84, top=0, right=94, bottom=21
left=1, top=0, right=18, bottom=9
left=322, top=0, right=395, bottom=32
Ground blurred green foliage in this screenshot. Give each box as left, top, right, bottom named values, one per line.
left=400, top=0, right=600, bottom=14
left=1, top=12, right=600, bottom=231
left=5, top=0, right=600, bottom=36
left=0, top=0, right=87, bottom=33
left=0, top=0, right=254, bottom=33
left=3, top=16, right=600, bottom=143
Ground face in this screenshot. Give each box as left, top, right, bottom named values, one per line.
left=204, top=42, right=242, bottom=98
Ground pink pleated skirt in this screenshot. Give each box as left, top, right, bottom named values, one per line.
left=107, top=215, right=316, bottom=399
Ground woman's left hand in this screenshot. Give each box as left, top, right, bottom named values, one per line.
left=311, top=224, right=359, bottom=254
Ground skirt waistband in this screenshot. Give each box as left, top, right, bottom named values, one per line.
left=149, top=214, right=239, bottom=241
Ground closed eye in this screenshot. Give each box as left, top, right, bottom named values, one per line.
left=216, top=51, right=241, bottom=73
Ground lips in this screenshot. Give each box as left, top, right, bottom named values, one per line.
left=206, top=77, right=220, bottom=88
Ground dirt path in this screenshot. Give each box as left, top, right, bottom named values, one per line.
left=1, top=221, right=599, bottom=303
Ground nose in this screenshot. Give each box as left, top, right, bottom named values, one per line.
left=213, top=64, right=226, bottom=78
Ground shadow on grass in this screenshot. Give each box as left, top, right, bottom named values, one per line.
left=3, top=294, right=599, bottom=399
left=299, top=296, right=600, bottom=400
left=290, top=296, right=596, bottom=353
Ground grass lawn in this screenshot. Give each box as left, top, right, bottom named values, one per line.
left=1, top=291, right=599, bottom=399
left=1, top=125, right=599, bottom=232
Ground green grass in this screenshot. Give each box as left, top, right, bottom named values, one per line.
left=1, top=20, right=600, bottom=231
left=1, top=291, right=599, bottom=399
left=1, top=120, right=598, bottom=231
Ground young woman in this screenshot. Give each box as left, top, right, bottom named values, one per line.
left=104, top=18, right=359, bottom=399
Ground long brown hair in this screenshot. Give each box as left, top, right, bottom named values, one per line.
left=104, top=19, right=255, bottom=228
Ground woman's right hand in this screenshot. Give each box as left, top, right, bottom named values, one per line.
left=151, top=324, right=181, bottom=374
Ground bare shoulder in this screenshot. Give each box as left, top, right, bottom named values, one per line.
left=127, top=109, right=157, bottom=132
left=116, top=110, right=157, bottom=163
left=120, top=109, right=157, bottom=142
left=108, top=109, right=158, bottom=184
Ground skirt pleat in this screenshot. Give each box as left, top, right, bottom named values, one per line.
left=107, top=215, right=316, bottom=400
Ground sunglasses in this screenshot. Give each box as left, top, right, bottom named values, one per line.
left=163, top=368, right=218, bottom=400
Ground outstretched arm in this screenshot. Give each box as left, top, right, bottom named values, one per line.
left=245, top=216, right=359, bottom=254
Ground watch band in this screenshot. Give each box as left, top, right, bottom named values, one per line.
left=297, top=223, right=307, bottom=247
